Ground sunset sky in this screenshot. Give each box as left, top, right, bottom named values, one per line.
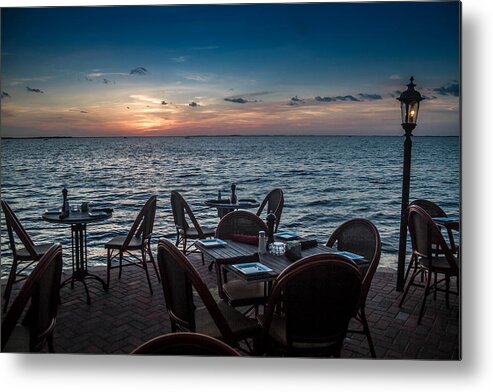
left=1, top=2, right=460, bottom=137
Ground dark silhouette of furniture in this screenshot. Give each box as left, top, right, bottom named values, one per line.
left=2, top=244, right=63, bottom=352
left=256, top=188, right=284, bottom=232
left=156, top=238, right=261, bottom=352
left=258, top=254, right=362, bottom=357
left=43, top=207, right=112, bottom=305
left=326, top=218, right=381, bottom=358
left=1, top=199, right=56, bottom=313
left=215, top=211, right=269, bottom=311
left=171, top=191, right=215, bottom=264
left=399, top=205, right=460, bottom=324
left=105, top=195, right=159, bottom=294
left=131, top=332, right=240, bottom=356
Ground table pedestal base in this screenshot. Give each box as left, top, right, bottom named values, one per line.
left=61, top=223, right=107, bottom=305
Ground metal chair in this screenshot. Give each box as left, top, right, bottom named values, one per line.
left=156, top=238, right=261, bottom=352
left=258, top=253, right=362, bottom=357
left=131, top=332, right=240, bottom=356
left=405, top=199, right=458, bottom=285
left=105, top=195, right=159, bottom=294
left=170, top=191, right=215, bottom=265
left=2, top=244, right=63, bottom=352
left=256, top=188, right=284, bottom=233
left=399, top=205, right=460, bottom=324
left=326, top=218, right=381, bottom=358
left=1, top=199, right=56, bottom=313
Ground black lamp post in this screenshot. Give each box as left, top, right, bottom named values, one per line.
left=396, top=76, right=424, bottom=292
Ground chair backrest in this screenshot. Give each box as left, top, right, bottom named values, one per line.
left=263, top=254, right=361, bottom=348
left=1, top=244, right=63, bottom=352
left=215, top=210, right=268, bottom=240
left=256, top=188, right=284, bottom=232
left=408, top=205, right=458, bottom=274
left=122, top=195, right=157, bottom=250
left=170, top=191, right=204, bottom=236
left=157, top=238, right=235, bottom=344
left=326, top=218, right=381, bottom=305
left=131, top=332, right=240, bottom=356
left=409, top=199, right=447, bottom=218
left=1, top=199, right=39, bottom=260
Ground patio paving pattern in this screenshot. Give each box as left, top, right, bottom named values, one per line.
left=1, top=253, right=460, bottom=359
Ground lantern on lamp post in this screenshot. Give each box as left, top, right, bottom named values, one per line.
left=396, top=76, right=424, bottom=292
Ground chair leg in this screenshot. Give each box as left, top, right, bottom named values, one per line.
left=106, top=248, right=111, bottom=289
left=433, top=272, right=438, bottom=300
left=118, top=251, right=123, bottom=280
left=47, top=333, right=55, bottom=353
left=445, top=275, right=450, bottom=309
left=360, top=307, right=376, bottom=358
left=147, top=241, right=160, bottom=282
left=142, top=248, right=153, bottom=295
left=403, top=254, right=416, bottom=285
left=2, top=257, right=18, bottom=313
left=418, top=269, right=432, bottom=324
left=399, top=267, right=420, bottom=308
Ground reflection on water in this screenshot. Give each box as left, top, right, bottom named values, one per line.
left=1, top=136, right=460, bottom=277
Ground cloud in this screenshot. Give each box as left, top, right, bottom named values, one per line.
left=358, top=93, right=382, bottom=100
left=289, top=96, right=304, bottom=105
left=1, top=91, right=11, bottom=99
left=102, top=78, right=116, bottom=85
left=315, top=95, right=359, bottom=102
left=130, top=67, right=148, bottom=75
left=433, top=82, right=459, bottom=97
left=26, top=86, right=44, bottom=93
left=80, top=110, right=88, bottom=114
left=190, top=45, right=219, bottom=51
left=171, top=56, right=188, bottom=63
left=182, top=73, right=213, bottom=82
left=390, top=74, right=401, bottom=80
left=224, top=97, right=258, bottom=104
left=189, top=101, right=199, bottom=107
left=314, top=92, right=383, bottom=103
left=161, top=100, right=168, bottom=105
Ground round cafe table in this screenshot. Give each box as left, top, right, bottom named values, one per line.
left=42, top=209, right=112, bottom=304
left=204, top=199, right=260, bottom=218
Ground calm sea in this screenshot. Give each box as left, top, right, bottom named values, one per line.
left=0, top=136, right=460, bottom=277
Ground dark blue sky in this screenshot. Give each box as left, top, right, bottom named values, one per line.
left=1, top=2, right=460, bottom=136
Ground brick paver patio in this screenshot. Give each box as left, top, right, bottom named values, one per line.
left=1, top=253, right=460, bottom=359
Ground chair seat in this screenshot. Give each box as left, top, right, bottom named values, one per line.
left=2, top=325, right=30, bottom=352
left=183, top=226, right=215, bottom=239
left=195, top=300, right=260, bottom=341
left=419, top=255, right=459, bottom=273
left=17, top=243, right=56, bottom=260
left=105, top=235, right=143, bottom=250
left=223, top=280, right=268, bottom=307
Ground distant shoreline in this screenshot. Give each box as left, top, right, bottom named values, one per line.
left=1, top=134, right=460, bottom=140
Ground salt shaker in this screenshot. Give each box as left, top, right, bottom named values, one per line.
left=258, top=231, right=267, bottom=255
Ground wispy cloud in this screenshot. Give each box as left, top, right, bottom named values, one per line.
left=433, top=82, right=459, bottom=97
left=171, top=56, right=189, bottom=63
left=289, top=96, right=304, bottom=105
left=26, top=86, right=44, bottom=93
left=189, top=101, right=199, bottom=107
left=86, top=71, right=127, bottom=78
left=1, top=91, right=11, bottom=99
left=358, top=93, right=382, bottom=100
left=315, top=95, right=359, bottom=102
left=190, top=45, right=219, bottom=51
left=130, top=67, right=148, bottom=75
left=182, top=73, right=213, bottom=82
left=102, top=78, right=116, bottom=85
left=390, top=74, right=401, bottom=80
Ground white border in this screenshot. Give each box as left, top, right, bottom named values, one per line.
left=2, top=0, right=492, bottom=390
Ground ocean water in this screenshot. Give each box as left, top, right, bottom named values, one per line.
left=0, top=136, right=460, bottom=277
